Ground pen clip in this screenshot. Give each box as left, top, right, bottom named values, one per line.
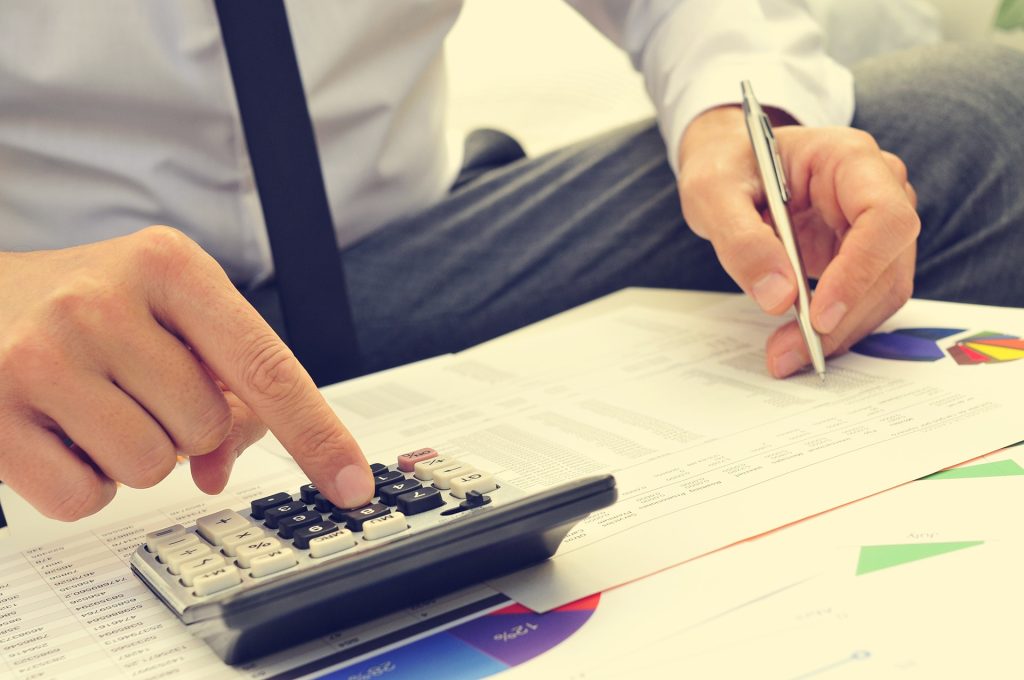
left=760, top=114, right=790, bottom=204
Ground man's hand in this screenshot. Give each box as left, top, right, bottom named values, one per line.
left=0, top=226, right=373, bottom=520
left=678, top=106, right=919, bottom=377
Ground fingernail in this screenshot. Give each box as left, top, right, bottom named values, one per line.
left=817, top=302, right=848, bottom=335
left=333, top=464, right=374, bottom=508
left=752, top=273, right=793, bottom=311
left=774, top=350, right=806, bottom=377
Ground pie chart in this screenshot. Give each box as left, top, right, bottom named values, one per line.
left=851, top=328, right=1024, bottom=365
left=318, top=594, right=600, bottom=679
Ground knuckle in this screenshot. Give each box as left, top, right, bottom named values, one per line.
left=44, top=477, right=109, bottom=521
left=239, top=336, right=304, bottom=404
left=122, top=437, right=177, bottom=488
left=293, top=414, right=356, bottom=468
left=178, top=397, right=233, bottom=456
left=130, top=225, right=201, bottom=280
left=843, top=128, right=879, bottom=152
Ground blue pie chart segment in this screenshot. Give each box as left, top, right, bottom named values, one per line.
left=851, top=328, right=964, bottom=362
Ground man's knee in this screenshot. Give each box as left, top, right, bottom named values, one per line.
left=852, top=43, right=1024, bottom=160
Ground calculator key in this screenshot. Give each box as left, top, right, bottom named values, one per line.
left=362, top=512, right=408, bottom=540
left=292, top=521, right=339, bottom=549
left=299, top=484, right=320, bottom=504
left=333, top=503, right=390, bottom=531
left=196, top=510, right=251, bottom=545
left=156, top=533, right=201, bottom=562
left=431, top=463, right=472, bottom=490
left=235, top=537, right=283, bottom=568
left=164, top=543, right=213, bottom=574
left=312, top=493, right=335, bottom=513
left=377, top=479, right=422, bottom=505
left=413, top=456, right=451, bottom=481
left=397, top=448, right=438, bottom=472
left=193, top=566, right=242, bottom=596
left=372, top=470, right=404, bottom=490
left=250, top=492, right=293, bottom=520
left=369, top=463, right=388, bottom=475
left=250, top=549, right=298, bottom=578
left=221, top=526, right=269, bottom=556
left=263, top=503, right=306, bottom=529
left=145, top=525, right=187, bottom=552
left=395, top=487, right=444, bottom=515
left=277, top=512, right=321, bottom=539
left=179, top=554, right=227, bottom=586
left=309, top=529, right=356, bottom=558
left=449, top=472, right=498, bottom=499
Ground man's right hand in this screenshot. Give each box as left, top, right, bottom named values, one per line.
left=0, top=226, right=373, bottom=521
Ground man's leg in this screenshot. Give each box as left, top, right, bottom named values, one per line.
left=340, top=120, right=736, bottom=373
left=851, top=44, right=1024, bottom=306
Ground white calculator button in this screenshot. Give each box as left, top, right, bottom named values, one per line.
left=145, top=525, right=187, bottom=552
left=193, top=566, right=242, bottom=597
left=413, top=457, right=451, bottom=481
left=221, top=527, right=269, bottom=556
left=309, top=529, right=357, bottom=558
left=250, top=548, right=298, bottom=578
left=449, top=472, right=497, bottom=498
left=179, top=554, right=227, bottom=586
left=235, top=537, right=283, bottom=568
left=156, top=533, right=201, bottom=563
left=196, top=510, right=251, bottom=545
left=362, top=512, right=408, bottom=541
left=164, top=543, right=214, bottom=574
left=431, top=464, right=472, bottom=490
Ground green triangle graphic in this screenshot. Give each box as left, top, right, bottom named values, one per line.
left=856, top=541, right=984, bottom=575
left=922, top=459, right=1024, bottom=480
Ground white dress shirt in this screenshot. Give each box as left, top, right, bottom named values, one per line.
left=0, top=0, right=852, bottom=287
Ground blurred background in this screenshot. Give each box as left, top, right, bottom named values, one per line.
left=446, top=0, right=1024, bottom=157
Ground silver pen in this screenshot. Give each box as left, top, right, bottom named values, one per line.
left=740, top=80, right=826, bottom=379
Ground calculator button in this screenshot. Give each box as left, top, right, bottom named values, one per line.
left=413, top=457, right=451, bottom=481
left=164, top=543, right=213, bottom=574
left=196, top=510, right=250, bottom=545
left=193, top=566, right=242, bottom=596
left=312, top=493, right=335, bottom=513
left=250, top=548, right=298, bottom=578
left=277, top=512, right=321, bottom=539
left=309, top=529, right=356, bottom=558
left=179, top=554, right=227, bottom=586
left=263, top=503, right=306, bottom=529
left=449, top=472, right=497, bottom=498
left=145, top=525, right=187, bottom=552
left=395, top=487, right=444, bottom=515
left=250, top=493, right=293, bottom=520
left=333, top=503, right=390, bottom=531
left=397, top=448, right=438, bottom=472
left=292, top=521, right=339, bottom=549
left=377, top=479, right=422, bottom=505
left=431, top=464, right=472, bottom=490
left=235, top=537, right=283, bottom=568
left=221, top=527, right=269, bottom=556
left=362, top=512, right=408, bottom=540
left=156, top=533, right=201, bottom=562
left=372, top=470, right=404, bottom=490
left=299, top=484, right=320, bottom=504
left=369, top=463, right=388, bottom=475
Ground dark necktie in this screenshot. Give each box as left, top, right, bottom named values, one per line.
left=214, top=0, right=361, bottom=386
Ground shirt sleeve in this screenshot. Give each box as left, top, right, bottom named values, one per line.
left=564, top=0, right=855, bottom=173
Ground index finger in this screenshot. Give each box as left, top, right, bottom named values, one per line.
left=806, top=145, right=920, bottom=335
left=135, top=227, right=374, bottom=508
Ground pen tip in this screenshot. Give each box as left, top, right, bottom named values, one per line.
left=818, top=371, right=826, bottom=382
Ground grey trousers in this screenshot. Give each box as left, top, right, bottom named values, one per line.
left=249, top=44, right=1024, bottom=378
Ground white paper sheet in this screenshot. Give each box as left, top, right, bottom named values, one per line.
left=307, top=295, right=1024, bottom=610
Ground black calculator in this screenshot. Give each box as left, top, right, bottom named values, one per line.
left=130, top=448, right=617, bottom=664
